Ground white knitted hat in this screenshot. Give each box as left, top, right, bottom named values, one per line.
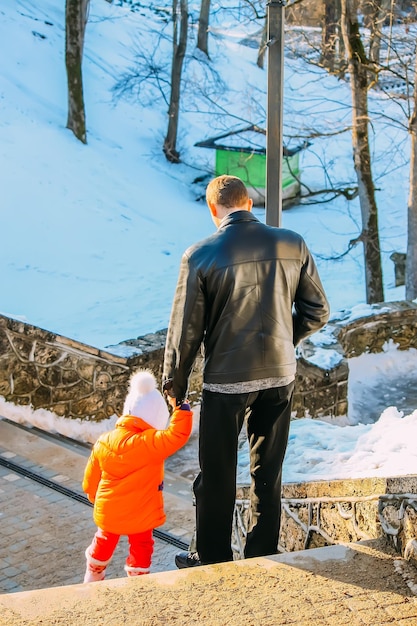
left=123, top=370, right=169, bottom=430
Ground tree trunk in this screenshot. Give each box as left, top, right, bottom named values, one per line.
left=197, top=0, right=210, bottom=58
left=406, top=53, right=417, bottom=300
left=321, top=0, right=343, bottom=73
left=163, top=0, right=188, bottom=163
left=341, top=0, right=384, bottom=304
left=65, top=0, right=89, bottom=144
left=368, top=0, right=392, bottom=70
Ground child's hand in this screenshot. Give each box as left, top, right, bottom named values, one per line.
left=166, top=395, right=178, bottom=410
left=166, top=396, right=189, bottom=410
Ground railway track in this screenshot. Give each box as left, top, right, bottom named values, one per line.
left=0, top=420, right=189, bottom=552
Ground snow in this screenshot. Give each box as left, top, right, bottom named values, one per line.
left=238, top=340, right=417, bottom=483
left=1, top=0, right=416, bottom=483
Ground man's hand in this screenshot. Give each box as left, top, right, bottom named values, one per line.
left=162, top=378, right=174, bottom=396
left=163, top=378, right=177, bottom=409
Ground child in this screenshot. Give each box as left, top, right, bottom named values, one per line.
left=82, top=369, right=193, bottom=582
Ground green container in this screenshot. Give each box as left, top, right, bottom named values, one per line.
left=215, top=150, right=300, bottom=191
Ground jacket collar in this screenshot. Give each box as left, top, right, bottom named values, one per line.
left=218, top=210, right=259, bottom=230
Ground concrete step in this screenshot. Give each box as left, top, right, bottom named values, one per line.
left=1, top=539, right=417, bottom=625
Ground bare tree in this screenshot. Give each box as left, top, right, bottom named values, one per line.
left=163, top=0, right=189, bottom=163
left=65, top=0, right=89, bottom=144
left=321, top=0, right=344, bottom=73
left=366, top=0, right=393, bottom=71
left=341, top=0, right=384, bottom=304
left=197, top=0, right=211, bottom=58
left=406, top=51, right=417, bottom=300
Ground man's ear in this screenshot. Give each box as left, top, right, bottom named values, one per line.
left=208, top=201, right=218, bottom=218
left=247, top=198, right=253, bottom=212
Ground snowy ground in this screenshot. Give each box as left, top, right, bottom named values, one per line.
left=1, top=0, right=417, bottom=483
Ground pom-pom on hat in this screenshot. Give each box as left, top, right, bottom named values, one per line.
left=123, top=370, right=169, bottom=430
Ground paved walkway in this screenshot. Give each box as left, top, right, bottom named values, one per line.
left=0, top=418, right=195, bottom=593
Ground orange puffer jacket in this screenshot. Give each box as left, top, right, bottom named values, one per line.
left=82, top=406, right=193, bottom=535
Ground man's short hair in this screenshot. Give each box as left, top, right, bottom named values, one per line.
left=206, top=175, right=249, bottom=209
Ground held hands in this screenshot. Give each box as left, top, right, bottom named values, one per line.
left=163, top=378, right=177, bottom=409
left=162, top=378, right=188, bottom=410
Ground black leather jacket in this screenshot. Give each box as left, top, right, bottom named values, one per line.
left=163, top=211, right=330, bottom=401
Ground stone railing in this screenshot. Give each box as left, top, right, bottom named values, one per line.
left=0, top=314, right=150, bottom=421
left=293, top=300, right=417, bottom=418
left=1, top=301, right=417, bottom=421
left=0, top=315, right=201, bottom=421
left=233, top=475, right=417, bottom=565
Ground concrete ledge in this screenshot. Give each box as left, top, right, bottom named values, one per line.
left=1, top=540, right=417, bottom=625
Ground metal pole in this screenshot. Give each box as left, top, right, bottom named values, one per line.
left=266, top=0, right=285, bottom=227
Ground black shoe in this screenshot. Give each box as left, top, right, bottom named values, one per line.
left=175, top=551, right=202, bottom=569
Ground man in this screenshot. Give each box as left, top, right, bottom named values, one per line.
left=163, top=175, right=329, bottom=567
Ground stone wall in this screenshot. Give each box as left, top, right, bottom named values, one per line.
left=292, top=300, right=417, bottom=418
left=235, top=475, right=417, bottom=565
left=1, top=301, right=417, bottom=421
left=0, top=315, right=157, bottom=421
left=0, top=315, right=201, bottom=422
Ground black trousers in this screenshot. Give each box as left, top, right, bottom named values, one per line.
left=193, top=382, right=294, bottom=565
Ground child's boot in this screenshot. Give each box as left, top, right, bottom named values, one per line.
left=124, top=564, right=150, bottom=577
left=84, top=548, right=111, bottom=583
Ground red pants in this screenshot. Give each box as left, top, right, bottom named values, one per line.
left=89, top=527, right=154, bottom=569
